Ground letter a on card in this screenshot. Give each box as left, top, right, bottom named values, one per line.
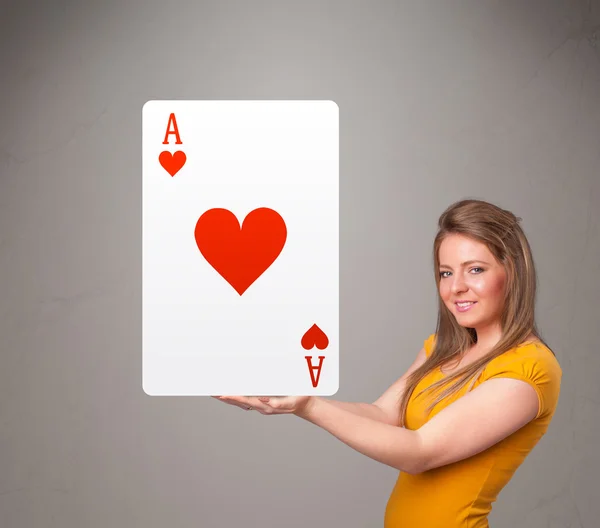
left=142, top=100, right=339, bottom=396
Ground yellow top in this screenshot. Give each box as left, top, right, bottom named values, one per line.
left=384, top=334, right=562, bottom=528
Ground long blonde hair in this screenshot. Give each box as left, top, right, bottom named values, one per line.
left=398, top=199, right=554, bottom=427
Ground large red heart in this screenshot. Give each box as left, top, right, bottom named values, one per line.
left=194, top=208, right=287, bottom=295
left=159, top=150, right=186, bottom=177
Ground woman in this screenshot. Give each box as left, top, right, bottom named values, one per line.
left=213, top=199, right=562, bottom=528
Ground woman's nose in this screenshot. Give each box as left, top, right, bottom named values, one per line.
left=451, top=275, right=467, bottom=294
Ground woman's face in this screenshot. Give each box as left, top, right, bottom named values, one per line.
left=438, top=234, right=507, bottom=331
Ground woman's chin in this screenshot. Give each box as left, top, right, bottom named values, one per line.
left=446, top=304, right=485, bottom=328
left=454, top=314, right=479, bottom=327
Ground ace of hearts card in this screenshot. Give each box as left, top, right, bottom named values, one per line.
left=142, top=100, right=339, bottom=396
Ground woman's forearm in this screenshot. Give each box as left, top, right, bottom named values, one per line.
left=297, top=397, right=422, bottom=474
left=319, top=398, right=396, bottom=425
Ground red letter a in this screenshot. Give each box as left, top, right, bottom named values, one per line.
left=305, top=356, right=325, bottom=388
left=162, top=113, right=182, bottom=144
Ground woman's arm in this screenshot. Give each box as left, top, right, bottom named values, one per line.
left=319, top=399, right=395, bottom=424
left=317, top=345, right=429, bottom=427
left=295, top=376, right=539, bottom=475
left=296, top=397, right=424, bottom=474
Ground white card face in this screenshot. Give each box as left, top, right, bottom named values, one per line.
left=142, top=100, right=339, bottom=396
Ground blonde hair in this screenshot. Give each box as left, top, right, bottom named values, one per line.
left=397, top=199, right=554, bottom=427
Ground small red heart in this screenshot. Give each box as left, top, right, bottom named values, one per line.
left=159, top=150, right=186, bottom=177
left=301, top=324, right=329, bottom=350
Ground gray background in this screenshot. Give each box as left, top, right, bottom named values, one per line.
left=0, top=0, right=598, bottom=527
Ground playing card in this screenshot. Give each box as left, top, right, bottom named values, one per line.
left=142, top=100, right=339, bottom=396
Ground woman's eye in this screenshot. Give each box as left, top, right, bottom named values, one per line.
left=470, top=267, right=484, bottom=273
left=439, top=271, right=450, bottom=278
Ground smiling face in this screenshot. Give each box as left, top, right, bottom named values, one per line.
left=438, top=234, right=507, bottom=332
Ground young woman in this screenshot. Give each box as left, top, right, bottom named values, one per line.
left=213, top=199, right=562, bottom=527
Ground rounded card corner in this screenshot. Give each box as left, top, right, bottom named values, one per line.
left=325, top=100, right=339, bottom=113
left=326, top=382, right=340, bottom=397
left=142, top=379, right=157, bottom=396
left=142, top=100, right=156, bottom=115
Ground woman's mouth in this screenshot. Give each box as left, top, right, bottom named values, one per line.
left=455, top=301, right=477, bottom=313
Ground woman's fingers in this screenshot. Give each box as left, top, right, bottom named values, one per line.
left=212, top=396, right=247, bottom=409
left=212, top=395, right=296, bottom=415
left=217, top=396, right=275, bottom=413
left=218, top=396, right=250, bottom=408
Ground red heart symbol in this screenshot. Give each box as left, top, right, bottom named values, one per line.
left=194, top=208, right=287, bottom=295
left=301, top=324, right=329, bottom=350
left=159, top=150, right=186, bottom=177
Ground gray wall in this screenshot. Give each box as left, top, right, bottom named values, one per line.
left=1, top=1, right=599, bottom=527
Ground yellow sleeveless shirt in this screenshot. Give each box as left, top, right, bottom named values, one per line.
left=384, top=334, right=562, bottom=528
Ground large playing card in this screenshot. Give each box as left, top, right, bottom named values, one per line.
left=142, top=100, right=339, bottom=396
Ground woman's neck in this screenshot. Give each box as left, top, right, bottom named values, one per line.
left=472, top=323, right=503, bottom=352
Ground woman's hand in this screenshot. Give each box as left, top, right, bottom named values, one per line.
left=212, top=395, right=315, bottom=416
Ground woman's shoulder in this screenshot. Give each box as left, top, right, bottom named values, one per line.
left=504, top=338, right=560, bottom=368
left=422, top=333, right=561, bottom=375
left=484, top=338, right=562, bottom=419
left=486, top=338, right=562, bottom=383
